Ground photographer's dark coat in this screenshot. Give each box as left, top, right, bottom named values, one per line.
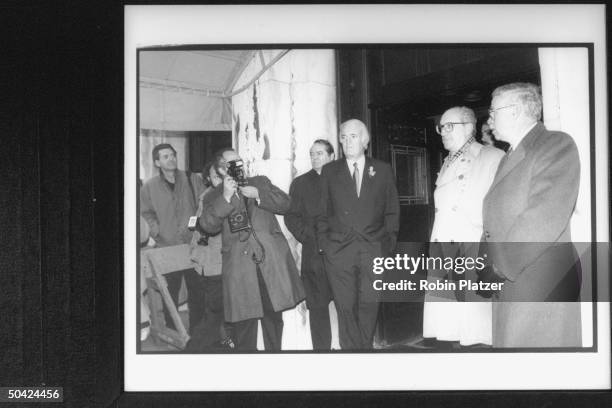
left=199, top=176, right=305, bottom=323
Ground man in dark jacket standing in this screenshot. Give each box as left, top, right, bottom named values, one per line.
left=317, top=119, right=400, bottom=350
left=285, top=139, right=335, bottom=350
left=199, top=148, right=305, bottom=351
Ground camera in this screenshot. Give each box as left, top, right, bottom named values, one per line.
left=227, top=159, right=247, bottom=187
left=228, top=209, right=250, bottom=233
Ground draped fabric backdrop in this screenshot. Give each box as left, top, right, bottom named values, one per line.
left=538, top=47, right=592, bottom=346
left=139, top=62, right=231, bottom=132
left=231, top=49, right=339, bottom=350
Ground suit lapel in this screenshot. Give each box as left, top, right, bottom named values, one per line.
left=488, top=123, right=541, bottom=191
left=435, top=158, right=454, bottom=187
left=360, top=157, right=374, bottom=199
left=493, top=146, right=525, bottom=186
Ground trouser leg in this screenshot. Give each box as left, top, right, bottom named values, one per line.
left=163, top=270, right=183, bottom=331
left=357, top=248, right=381, bottom=349
left=204, top=275, right=225, bottom=341
left=185, top=275, right=224, bottom=351
left=302, top=262, right=333, bottom=350
left=183, top=268, right=206, bottom=334
left=231, top=318, right=258, bottom=350
left=309, top=305, right=332, bottom=350
left=326, top=261, right=360, bottom=350
left=256, top=265, right=283, bottom=351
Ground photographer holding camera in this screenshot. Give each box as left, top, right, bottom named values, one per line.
left=198, top=148, right=305, bottom=350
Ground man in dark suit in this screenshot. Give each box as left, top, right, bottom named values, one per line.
left=480, top=82, right=582, bottom=347
left=285, top=139, right=335, bottom=350
left=198, top=148, right=305, bottom=350
left=317, top=119, right=400, bottom=350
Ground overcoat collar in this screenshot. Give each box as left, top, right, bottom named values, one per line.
left=305, top=168, right=320, bottom=181
left=488, top=122, right=544, bottom=191
left=436, top=142, right=482, bottom=187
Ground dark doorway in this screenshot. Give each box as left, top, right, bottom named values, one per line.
left=188, top=131, right=232, bottom=173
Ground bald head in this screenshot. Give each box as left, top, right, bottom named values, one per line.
left=438, top=106, right=476, bottom=153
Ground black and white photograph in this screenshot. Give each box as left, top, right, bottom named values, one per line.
left=137, top=45, right=594, bottom=354
left=5, top=3, right=612, bottom=407
left=125, top=4, right=609, bottom=393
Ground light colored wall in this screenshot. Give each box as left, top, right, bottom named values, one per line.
left=539, top=47, right=593, bottom=347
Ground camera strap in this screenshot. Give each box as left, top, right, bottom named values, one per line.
left=185, top=171, right=204, bottom=250
left=185, top=171, right=197, bottom=209
left=242, top=195, right=266, bottom=265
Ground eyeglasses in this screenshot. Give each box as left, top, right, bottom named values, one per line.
left=435, top=122, right=473, bottom=135
left=488, top=104, right=516, bottom=117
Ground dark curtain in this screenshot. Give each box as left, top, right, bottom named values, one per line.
left=1, top=3, right=122, bottom=407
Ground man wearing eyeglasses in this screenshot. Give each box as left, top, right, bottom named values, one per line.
left=423, top=106, right=504, bottom=349
left=479, top=82, right=582, bottom=347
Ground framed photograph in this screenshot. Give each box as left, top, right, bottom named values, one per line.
left=124, top=3, right=609, bottom=396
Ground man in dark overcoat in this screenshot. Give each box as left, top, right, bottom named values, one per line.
left=199, top=148, right=305, bottom=350
left=480, top=82, right=582, bottom=347
left=285, top=139, right=335, bottom=350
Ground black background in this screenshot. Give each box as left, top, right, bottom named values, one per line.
left=0, top=1, right=610, bottom=407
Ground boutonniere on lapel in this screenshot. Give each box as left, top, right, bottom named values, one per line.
left=368, top=166, right=376, bottom=178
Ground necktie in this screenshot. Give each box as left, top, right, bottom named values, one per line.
left=353, top=162, right=360, bottom=197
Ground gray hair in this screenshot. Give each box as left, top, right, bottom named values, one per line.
left=340, top=119, right=370, bottom=144
left=492, top=82, right=542, bottom=121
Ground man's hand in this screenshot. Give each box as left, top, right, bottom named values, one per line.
left=223, top=176, right=237, bottom=202
left=239, top=185, right=260, bottom=200
left=475, top=264, right=505, bottom=298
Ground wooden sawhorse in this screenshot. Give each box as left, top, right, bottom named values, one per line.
left=142, top=244, right=194, bottom=350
